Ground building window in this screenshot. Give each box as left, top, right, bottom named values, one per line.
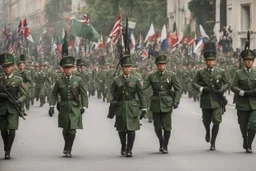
left=241, top=4, right=250, bottom=31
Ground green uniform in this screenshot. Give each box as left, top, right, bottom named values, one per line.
left=143, top=54, right=181, bottom=154
left=192, top=41, right=230, bottom=151
left=34, top=70, right=47, bottom=106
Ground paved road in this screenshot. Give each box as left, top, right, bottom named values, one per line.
left=0, top=93, right=255, bottom=171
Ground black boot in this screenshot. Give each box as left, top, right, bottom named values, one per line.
left=66, top=134, right=76, bottom=157
left=155, top=130, right=163, bottom=152
left=246, top=129, right=255, bottom=153
left=210, top=125, right=219, bottom=151
left=40, top=98, right=44, bottom=107
left=204, top=123, right=210, bottom=143
left=118, top=132, right=126, bottom=156
left=5, top=130, right=16, bottom=159
left=163, top=131, right=171, bottom=154
left=126, top=132, right=135, bottom=157
left=62, top=132, right=69, bottom=155
left=240, top=126, right=248, bottom=149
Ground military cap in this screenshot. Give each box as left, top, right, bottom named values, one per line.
left=60, top=56, right=75, bottom=67
left=240, top=49, right=255, bottom=60
left=203, top=42, right=216, bottom=60
left=155, top=54, right=167, bottom=64
left=120, top=54, right=132, bottom=67
left=76, top=58, right=81, bottom=66
left=34, top=62, right=40, bottom=67
left=0, top=53, right=15, bottom=67
left=18, top=54, right=26, bottom=65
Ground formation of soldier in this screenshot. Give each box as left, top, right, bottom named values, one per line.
left=0, top=39, right=256, bottom=159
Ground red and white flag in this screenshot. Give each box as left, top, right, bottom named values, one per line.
left=97, top=34, right=104, bottom=49
left=107, top=14, right=121, bottom=46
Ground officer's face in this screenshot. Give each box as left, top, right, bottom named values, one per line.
left=156, top=63, right=166, bottom=72
left=18, top=63, right=25, bottom=71
left=80, top=66, right=86, bottom=72
left=205, top=59, right=216, bottom=69
left=244, top=59, right=254, bottom=69
left=122, top=66, right=132, bottom=75
left=63, top=66, right=74, bottom=76
left=3, top=65, right=14, bottom=76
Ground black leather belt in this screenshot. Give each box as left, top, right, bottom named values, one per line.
left=120, top=95, right=135, bottom=101
left=153, top=91, right=170, bottom=96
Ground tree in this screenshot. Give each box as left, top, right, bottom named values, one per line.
left=188, top=0, right=216, bottom=36
left=84, top=0, right=167, bottom=38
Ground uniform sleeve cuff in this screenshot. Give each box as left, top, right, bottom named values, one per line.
left=49, top=105, right=54, bottom=107
left=239, top=90, right=245, bottom=96
left=199, top=87, right=203, bottom=93
left=141, top=109, right=147, bottom=111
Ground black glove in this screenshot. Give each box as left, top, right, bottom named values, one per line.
left=80, top=108, right=85, bottom=114
left=215, top=89, right=225, bottom=95
left=0, top=93, right=8, bottom=99
left=203, top=87, right=210, bottom=93
left=12, top=100, right=21, bottom=107
left=173, top=102, right=179, bottom=109
left=48, top=107, right=54, bottom=117
left=140, top=110, right=147, bottom=120
left=244, top=90, right=256, bottom=96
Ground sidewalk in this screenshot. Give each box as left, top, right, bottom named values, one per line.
left=225, top=92, right=235, bottom=107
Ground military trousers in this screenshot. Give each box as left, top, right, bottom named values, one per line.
left=153, top=111, right=172, bottom=131
left=237, top=110, right=256, bottom=131
left=202, top=108, right=222, bottom=126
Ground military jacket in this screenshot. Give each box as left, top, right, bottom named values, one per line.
left=231, top=68, right=256, bottom=110
left=0, top=74, right=27, bottom=115
left=50, top=74, right=88, bottom=129
left=143, top=70, right=181, bottom=113
left=192, top=67, right=230, bottom=109
left=110, top=74, right=146, bottom=131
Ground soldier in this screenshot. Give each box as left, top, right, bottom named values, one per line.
left=0, top=53, right=27, bottom=159
left=143, top=54, right=181, bottom=154
left=14, top=54, right=32, bottom=111
left=48, top=56, right=88, bottom=157
left=192, top=42, right=230, bottom=150
left=110, top=54, right=146, bottom=157
left=231, top=49, right=256, bottom=153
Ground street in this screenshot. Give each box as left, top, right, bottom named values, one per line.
left=0, top=94, right=255, bottom=171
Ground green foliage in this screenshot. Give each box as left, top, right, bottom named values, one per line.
left=188, top=0, right=216, bottom=36
left=85, top=0, right=167, bottom=38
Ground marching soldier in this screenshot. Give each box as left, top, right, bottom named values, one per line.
left=0, top=53, right=27, bottom=159
left=231, top=49, right=256, bottom=153
left=192, top=42, right=230, bottom=151
left=49, top=56, right=88, bottom=157
left=143, top=54, right=181, bottom=154
left=110, top=54, right=147, bottom=157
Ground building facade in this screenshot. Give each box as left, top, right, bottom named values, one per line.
left=215, top=0, right=256, bottom=50
left=167, top=0, right=196, bottom=33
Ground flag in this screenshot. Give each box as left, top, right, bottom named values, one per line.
left=17, top=20, right=22, bottom=34
left=130, top=33, right=136, bottom=54
left=161, top=24, right=167, bottom=51
left=83, top=13, right=89, bottom=24
left=38, top=35, right=44, bottom=53
left=23, top=18, right=34, bottom=42
left=97, top=34, right=104, bottom=49
left=199, top=24, right=209, bottom=39
left=187, top=37, right=195, bottom=46
left=108, top=14, right=121, bottom=46
left=2, top=24, right=6, bottom=40
left=61, top=29, right=68, bottom=57
left=194, top=39, right=204, bottom=56
left=145, top=23, right=156, bottom=42
left=70, top=18, right=99, bottom=42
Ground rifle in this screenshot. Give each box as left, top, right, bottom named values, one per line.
left=107, top=78, right=126, bottom=119
left=3, top=85, right=26, bottom=120
left=199, top=72, right=228, bottom=114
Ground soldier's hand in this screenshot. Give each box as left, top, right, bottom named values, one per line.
left=215, top=89, right=225, bottom=95
left=13, top=100, right=21, bottom=107
left=203, top=87, right=210, bottom=93
left=48, top=107, right=54, bottom=117
left=140, top=109, right=147, bottom=120
left=244, top=90, right=256, bottom=96
left=173, top=102, right=179, bottom=109
left=0, top=93, right=8, bottom=99
left=80, top=108, right=85, bottom=114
